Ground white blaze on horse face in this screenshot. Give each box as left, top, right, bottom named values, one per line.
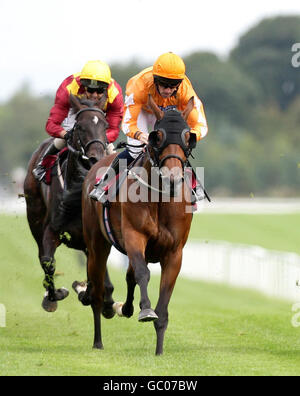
left=93, top=116, right=99, bottom=125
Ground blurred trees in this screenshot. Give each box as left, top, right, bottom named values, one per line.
left=189, top=15, right=300, bottom=196
left=1, top=15, right=300, bottom=196
left=230, top=16, right=300, bottom=110
left=0, top=84, right=52, bottom=188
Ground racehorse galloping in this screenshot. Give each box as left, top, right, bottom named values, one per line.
left=24, top=94, right=114, bottom=313
left=77, top=95, right=196, bottom=354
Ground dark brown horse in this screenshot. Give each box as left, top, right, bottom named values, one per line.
left=75, top=95, right=196, bottom=354
left=24, top=94, right=115, bottom=314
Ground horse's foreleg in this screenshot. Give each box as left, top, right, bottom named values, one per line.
left=125, top=237, right=158, bottom=322
left=86, top=236, right=111, bottom=349
left=120, top=262, right=136, bottom=318
left=40, top=225, right=68, bottom=312
left=102, top=269, right=116, bottom=319
left=154, top=250, right=183, bottom=355
left=89, top=257, right=108, bottom=349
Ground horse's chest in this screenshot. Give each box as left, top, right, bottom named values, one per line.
left=145, top=224, right=176, bottom=262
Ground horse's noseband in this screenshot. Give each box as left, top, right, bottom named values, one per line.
left=75, top=107, right=106, bottom=120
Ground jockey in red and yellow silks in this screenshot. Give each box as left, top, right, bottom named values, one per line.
left=33, top=60, right=123, bottom=182
left=46, top=72, right=123, bottom=143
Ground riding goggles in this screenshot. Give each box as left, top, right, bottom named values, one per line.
left=81, top=78, right=108, bottom=90
left=86, top=86, right=107, bottom=94
left=154, top=75, right=182, bottom=89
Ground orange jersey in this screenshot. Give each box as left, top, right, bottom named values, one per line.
left=122, top=67, right=208, bottom=141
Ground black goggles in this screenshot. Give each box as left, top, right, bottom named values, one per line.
left=86, top=86, right=107, bottom=94
left=154, top=76, right=182, bottom=89
left=158, top=81, right=181, bottom=89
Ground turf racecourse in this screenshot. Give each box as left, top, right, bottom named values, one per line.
left=1, top=214, right=300, bottom=376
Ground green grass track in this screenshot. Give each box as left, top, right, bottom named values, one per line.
left=1, top=214, right=300, bottom=376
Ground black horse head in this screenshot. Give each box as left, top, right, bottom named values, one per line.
left=149, top=109, right=196, bottom=160
left=68, top=94, right=109, bottom=168
left=146, top=95, right=197, bottom=197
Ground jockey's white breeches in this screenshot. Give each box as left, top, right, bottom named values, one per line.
left=126, top=109, right=156, bottom=159
left=53, top=109, right=76, bottom=150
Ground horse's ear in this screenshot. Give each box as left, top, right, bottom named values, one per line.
left=188, top=132, right=197, bottom=150
left=182, top=96, right=194, bottom=121
left=147, top=94, right=164, bottom=121
left=70, top=94, right=83, bottom=112
left=98, top=91, right=108, bottom=111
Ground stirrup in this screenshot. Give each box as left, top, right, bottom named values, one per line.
left=89, top=184, right=107, bottom=202
left=32, top=165, right=46, bottom=182
left=192, top=187, right=204, bottom=203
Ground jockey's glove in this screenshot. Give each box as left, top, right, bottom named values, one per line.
left=64, top=130, right=73, bottom=141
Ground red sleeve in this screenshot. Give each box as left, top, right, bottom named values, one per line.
left=45, top=76, right=72, bottom=137
left=106, top=81, right=124, bottom=143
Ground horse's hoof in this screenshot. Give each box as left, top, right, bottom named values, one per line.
left=54, top=287, right=69, bottom=301
left=121, top=303, right=134, bottom=318
left=93, top=342, right=104, bottom=350
left=138, top=308, right=158, bottom=322
left=113, top=302, right=124, bottom=317
left=72, top=281, right=87, bottom=294
left=42, top=295, right=58, bottom=312
left=102, top=302, right=116, bottom=319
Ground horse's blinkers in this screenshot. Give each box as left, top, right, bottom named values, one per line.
left=149, top=110, right=196, bottom=160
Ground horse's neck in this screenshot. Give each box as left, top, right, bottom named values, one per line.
left=64, top=152, right=87, bottom=188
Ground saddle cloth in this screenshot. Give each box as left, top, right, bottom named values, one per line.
left=41, top=147, right=68, bottom=185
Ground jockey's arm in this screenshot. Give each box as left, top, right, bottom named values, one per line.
left=105, top=85, right=124, bottom=143
left=46, top=80, right=70, bottom=138
left=122, top=93, right=146, bottom=141
left=134, top=131, right=149, bottom=144
left=186, top=97, right=208, bottom=142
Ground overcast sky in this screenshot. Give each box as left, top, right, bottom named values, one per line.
left=1, top=0, right=300, bottom=102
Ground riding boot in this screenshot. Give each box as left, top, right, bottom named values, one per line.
left=32, top=142, right=60, bottom=182
left=89, top=155, right=121, bottom=202
left=190, top=169, right=211, bottom=206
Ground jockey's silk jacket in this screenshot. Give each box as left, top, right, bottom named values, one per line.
left=122, top=67, right=208, bottom=141
left=46, top=73, right=124, bottom=143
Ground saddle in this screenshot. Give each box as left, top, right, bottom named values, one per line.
left=41, top=147, right=68, bottom=185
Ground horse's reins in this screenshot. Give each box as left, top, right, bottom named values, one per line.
left=123, top=144, right=188, bottom=196
left=122, top=132, right=210, bottom=200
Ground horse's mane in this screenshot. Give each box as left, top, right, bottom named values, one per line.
left=79, top=99, right=98, bottom=107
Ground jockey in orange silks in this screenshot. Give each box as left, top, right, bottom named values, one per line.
left=89, top=52, right=208, bottom=204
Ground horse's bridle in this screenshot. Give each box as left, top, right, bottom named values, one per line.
left=67, top=107, right=108, bottom=160
left=147, top=128, right=192, bottom=171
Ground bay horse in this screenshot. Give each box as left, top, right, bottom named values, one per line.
left=24, top=94, right=115, bottom=314
left=75, top=95, right=197, bottom=354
